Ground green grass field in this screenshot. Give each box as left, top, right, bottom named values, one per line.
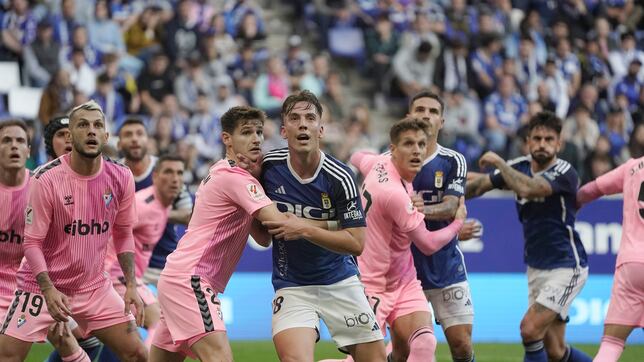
left=24, top=341, right=644, bottom=361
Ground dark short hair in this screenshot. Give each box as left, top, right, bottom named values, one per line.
left=221, top=106, right=266, bottom=134
left=44, top=115, right=70, bottom=158
left=281, top=90, right=323, bottom=122
left=0, top=119, right=31, bottom=144
left=154, top=154, right=185, bottom=172
left=118, top=117, right=146, bottom=136
left=528, top=111, right=562, bottom=135
left=409, top=91, right=445, bottom=115
left=390, top=117, right=429, bottom=144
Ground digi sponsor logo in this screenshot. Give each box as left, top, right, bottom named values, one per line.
left=275, top=201, right=336, bottom=220
left=344, top=312, right=374, bottom=328
left=0, top=229, right=23, bottom=244
left=343, top=200, right=363, bottom=220
left=64, top=219, right=110, bottom=236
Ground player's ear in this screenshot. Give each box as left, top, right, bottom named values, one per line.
left=280, top=125, right=287, bottom=140
left=318, top=124, right=324, bottom=139
left=221, top=131, right=231, bottom=147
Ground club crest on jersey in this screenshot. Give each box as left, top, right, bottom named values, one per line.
left=103, top=187, right=113, bottom=208
left=434, top=171, right=444, bottom=188
left=17, top=314, right=26, bottom=328
left=246, top=183, right=266, bottom=201
left=321, top=193, right=332, bottom=209
left=25, top=205, right=33, bottom=225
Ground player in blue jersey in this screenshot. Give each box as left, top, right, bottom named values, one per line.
left=260, top=90, right=385, bottom=361
left=407, top=91, right=476, bottom=362
left=117, top=117, right=193, bottom=287
left=466, top=112, right=591, bottom=362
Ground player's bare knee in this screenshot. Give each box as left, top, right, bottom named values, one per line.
left=116, top=342, right=148, bottom=362
left=520, top=319, right=542, bottom=342
left=448, top=336, right=472, bottom=358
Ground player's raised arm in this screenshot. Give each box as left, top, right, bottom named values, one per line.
left=349, top=150, right=380, bottom=176
left=479, top=151, right=553, bottom=199
left=577, top=161, right=628, bottom=208
left=464, top=171, right=495, bottom=199
left=404, top=196, right=466, bottom=255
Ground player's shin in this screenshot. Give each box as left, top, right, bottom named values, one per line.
left=406, top=326, right=436, bottom=362
left=593, top=336, right=625, bottom=362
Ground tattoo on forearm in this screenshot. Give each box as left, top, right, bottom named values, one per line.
left=465, top=176, right=486, bottom=198
left=117, top=252, right=136, bottom=285
left=36, top=272, right=54, bottom=291
left=424, top=197, right=459, bottom=220
left=497, top=162, right=535, bottom=194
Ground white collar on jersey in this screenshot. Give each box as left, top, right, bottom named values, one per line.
left=286, top=150, right=326, bottom=184
left=422, top=144, right=442, bottom=166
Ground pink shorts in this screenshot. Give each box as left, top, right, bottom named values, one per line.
left=364, top=278, right=430, bottom=336
left=0, top=279, right=134, bottom=342
left=0, top=293, right=14, bottom=325
left=605, top=262, right=644, bottom=327
left=112, top=277, right=157, bottom=307
left=152, top=275, right=225, bottom=355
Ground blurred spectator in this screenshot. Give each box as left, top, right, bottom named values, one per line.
left=174, top=56, right=215, bottom=113
left=583, top=147, right=616, bottom=184
left=253, top=56, right=290, bottom=116
left=608, top=32, right=644, bottom=82
left=162, top=0, right=200, bottom=66
left=64, top=25, right=101, bottom=69
left=613, top=59, right=643, bottom=113
left=201, top=33, right=228, bottom=79
left=52, top=0, right=80, bottom=47
left=310, top=53, right=330, bottom=92
left=65, top=47, right=96, bottom=96
left=235, top=11, right=267, bottom=43
left=101, top=52, right=140, bottom=114
left=225, top=0, right=266, bottom=37
left=519, top=8, right=547, bottom=64
left=365, top=15, right=400, bottom=98
left=88, top=0, right=125, bottom=55
left=261, top=118, right=286, bottom=153
left=229, top=42, right=260, bottom=103
left=483, top=74, right=528, bottom=155
left=601, top=105, right=630, bottom=161
left=536, top=56, right=569, bottom=118
left=469, top=32, right=503, bottom=100
left=441, top=90, right=483, bottom=163
left=335, top=103, right=374, bottom=161
left=0, top=0, right=37, bottom=61
left=187, top=92, right=221, bottom=161
left=434, top=36, right=471, bottom=94
left=123, top=5, right=163, bottom=60
left=92, top=73, right=125, bottom=131
left=320, top=71, right=346, bottom=121
left=205, top=12, right=238, bottom=65
left=579, top=33, right=611, bottom=93
left=211, top=75, right=246, bottom=119
left=628, top=122, right=644, bottom=158
left=555, top=38, right=581, bottom=97
left=23, top=19, right=62, bottom=87
left=562, top=105, right=600, bottom=162
left=284, top=35, right=312, bottom=76
left=138, top=51, right=174, bottom=116
left=37, top=68, right=74, bottom=125
left=392, top=40, right=438, bottom=98
left=515, top=36, right=540, bottom=97
left=556, top=0, right=594, bottom=45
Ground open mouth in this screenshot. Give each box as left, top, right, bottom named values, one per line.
left=296, top=134, right=310, bottom=141
left=9, top=154, right=20, bottom=160
left=65, top=146, right=73, bottom=152
left=410, top=157, right=422, bottom=166
left=86, top=139, right=98, bottom=146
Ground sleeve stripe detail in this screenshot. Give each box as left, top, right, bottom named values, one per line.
left=554, top=160, right=571, bottom=174
left=507, top=156, right=529, bottom=166
left=438, top=148, right=467, bottom=177
left=322, top=159, right=357, bottom=199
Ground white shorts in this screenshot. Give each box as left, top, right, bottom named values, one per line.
left=271, top=275, right=383, bottom=349
left=424, top=280, right=474, bottom=329
left=527, top=266, right=588, bottom=320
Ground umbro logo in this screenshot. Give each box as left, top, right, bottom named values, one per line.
left=274, top=186, right=286, bottom=195
left=63, top=195, right=74, bottom=206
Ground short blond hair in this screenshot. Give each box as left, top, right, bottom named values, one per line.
left=69, top=100, right=106, bottom=124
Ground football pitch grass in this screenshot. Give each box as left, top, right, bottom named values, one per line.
left=25, top=341, right=644, bottom=361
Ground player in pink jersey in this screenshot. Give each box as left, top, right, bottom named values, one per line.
left=577, top=157, right=644, bottom=361
left=150, top=106, right=336, bottom=362
left=0, top=120, right=31, bottom=324
left=346, top=117, right=466, bottom=362
left=0, top=101, right=147, bottom=362
left=107, top=155, right=184, bottom=340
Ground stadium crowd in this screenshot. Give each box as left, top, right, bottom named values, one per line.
left=0, top=0, right=643, bottom=187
